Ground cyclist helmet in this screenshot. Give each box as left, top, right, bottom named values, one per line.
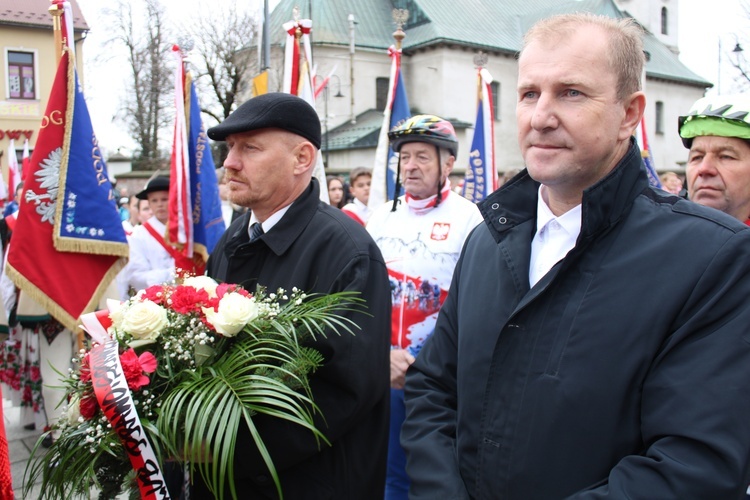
left=678, top=94, right=750, bottom=148
left=388, top=115, right=459, bottom=156
left=387, top=115, right=458, bottom=211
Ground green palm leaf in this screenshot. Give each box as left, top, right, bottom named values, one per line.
left=157, top=335, right=328, bottom=499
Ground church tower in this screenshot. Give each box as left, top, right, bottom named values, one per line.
left=614, top=0, right=680, bottom=54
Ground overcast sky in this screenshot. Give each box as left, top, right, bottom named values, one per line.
left=74, top=0, right=750, bottom=156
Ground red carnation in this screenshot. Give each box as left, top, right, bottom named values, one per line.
left=170, top=285, right=211, bottom=314
left=119, top=349, right=157, bottom=390
left=80, top=393, right=99, bottom=420
left=141, top=285, right=169, bottom=305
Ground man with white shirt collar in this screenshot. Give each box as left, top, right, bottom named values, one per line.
left=402, top=13, right=750, bottom=499
left=125, top=176, right=175, bottom=295
left=202, top=92, right=390, bottom=499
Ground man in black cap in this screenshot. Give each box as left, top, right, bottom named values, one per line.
left=122, top=176, right=175, bottom=297
left=200, top=93, right=391, bottom=499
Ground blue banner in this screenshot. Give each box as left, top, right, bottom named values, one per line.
left=386, top=71, right=411, bottom=200
left=55, top=67, right=128, bottom=254
left=187, top=79, right=224, bottom=255
left=464, top=97, right=489, bottom=201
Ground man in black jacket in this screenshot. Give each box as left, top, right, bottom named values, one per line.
left=402, top=13, right=750, bottom=499
left=199, top=93, right=391, bottom=499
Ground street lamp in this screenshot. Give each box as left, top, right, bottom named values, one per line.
left=718, top=38, right=746, bottom=94
left=320, top=74, right=345, bottom=168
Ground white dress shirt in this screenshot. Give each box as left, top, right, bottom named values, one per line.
left=248, top=205, right=291, bottom=239
left=529, top=186, right=582, bottom=287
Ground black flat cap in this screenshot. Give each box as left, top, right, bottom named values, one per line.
left=207, top=93, right=321, bottom=149
left=136, top=176, right=170, bottom=200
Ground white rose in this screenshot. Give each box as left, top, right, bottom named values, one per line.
left=182, top=276, right=219, bottom=298
left=121, top=300, right=169, bottom=340
left=202, top=293, right=259, bottom=337
left=110, top=304, right=126, bottom=331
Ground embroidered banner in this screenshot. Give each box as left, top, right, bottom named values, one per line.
left=463, top=68, right=497, bottom=202
left=6, top=47, right=127, bottom=331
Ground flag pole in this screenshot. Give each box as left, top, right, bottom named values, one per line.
left=48, top=0, right=65, bottom=64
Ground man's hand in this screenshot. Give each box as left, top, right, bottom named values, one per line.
left=391, top=348, right=416, bottom=389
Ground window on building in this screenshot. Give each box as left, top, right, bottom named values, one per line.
left=490, top=81, right=500, bottom=121
left=376, top=77, right=389, bottom=111
left=655, top=101, right=664, bottom=134
left=8, top=51, right=36, bottom=100
left=661, top=7, right=668, bottom=35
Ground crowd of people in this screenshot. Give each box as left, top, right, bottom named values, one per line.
left=2, top=10, right=750, bottom=499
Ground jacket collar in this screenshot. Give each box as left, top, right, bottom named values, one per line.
left=479, top=139, right=647, bottom=242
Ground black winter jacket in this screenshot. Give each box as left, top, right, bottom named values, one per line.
left=403, top=141, right=750, bottom=499
left=202, top=179, right=391, bottom=499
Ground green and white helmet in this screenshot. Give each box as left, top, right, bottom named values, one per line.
left=678, top=94, right=750, bottom=148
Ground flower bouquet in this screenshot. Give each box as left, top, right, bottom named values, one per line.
left=24, top=276, right=363, bottom=499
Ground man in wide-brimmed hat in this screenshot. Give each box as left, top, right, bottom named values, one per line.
left=121, top=176, right=174, bottom=298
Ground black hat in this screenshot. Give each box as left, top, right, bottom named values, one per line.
left=207, top=93, right=321, bottom=149
left=136, top=176, right=170, bottom=200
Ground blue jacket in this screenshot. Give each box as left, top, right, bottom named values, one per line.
left=403, top=141, right=750, bottom=499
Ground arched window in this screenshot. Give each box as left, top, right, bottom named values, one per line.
left=661, top=7, right=668, bottom=35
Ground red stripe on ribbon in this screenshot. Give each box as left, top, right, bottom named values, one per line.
left=90, top=341, right=171, bottom=500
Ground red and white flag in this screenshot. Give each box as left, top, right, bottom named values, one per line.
left=22, top=139, right=30, bottom=181
left=7, top=140, right=20, bottom=201
left=167, top=46, right=192, bottom=258
left=282, top=18, right=329, bottom=203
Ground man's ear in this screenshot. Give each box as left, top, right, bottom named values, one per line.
left=443, top=155, right=455, bottom=179
left=293, top=141, right=317, bottom=175
left=620, top=91, right=646, bottom=141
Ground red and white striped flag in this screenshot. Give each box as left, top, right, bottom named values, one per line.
left=282, top=18, right=329, bottom=203
left=7, top=139, right=20, bottom=201
left=22, top=138, right=30, bottom=181
left=168, top=46, right=193, bottom=258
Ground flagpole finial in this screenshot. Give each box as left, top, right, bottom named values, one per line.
left=473, top=51, right=488, bottom=69
left=49, top=0, right=65, bottom=64
left=292, top=6, right=303, bottom=40
left=175, top=37, right=195, bottom=64
left=392, top=9, right=408, bottom=50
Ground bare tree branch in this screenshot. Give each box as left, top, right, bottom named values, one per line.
left=103, top=0, right=173, bottom=170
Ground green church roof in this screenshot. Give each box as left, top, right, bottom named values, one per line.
left=269, top=0, right=710, bottom=87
